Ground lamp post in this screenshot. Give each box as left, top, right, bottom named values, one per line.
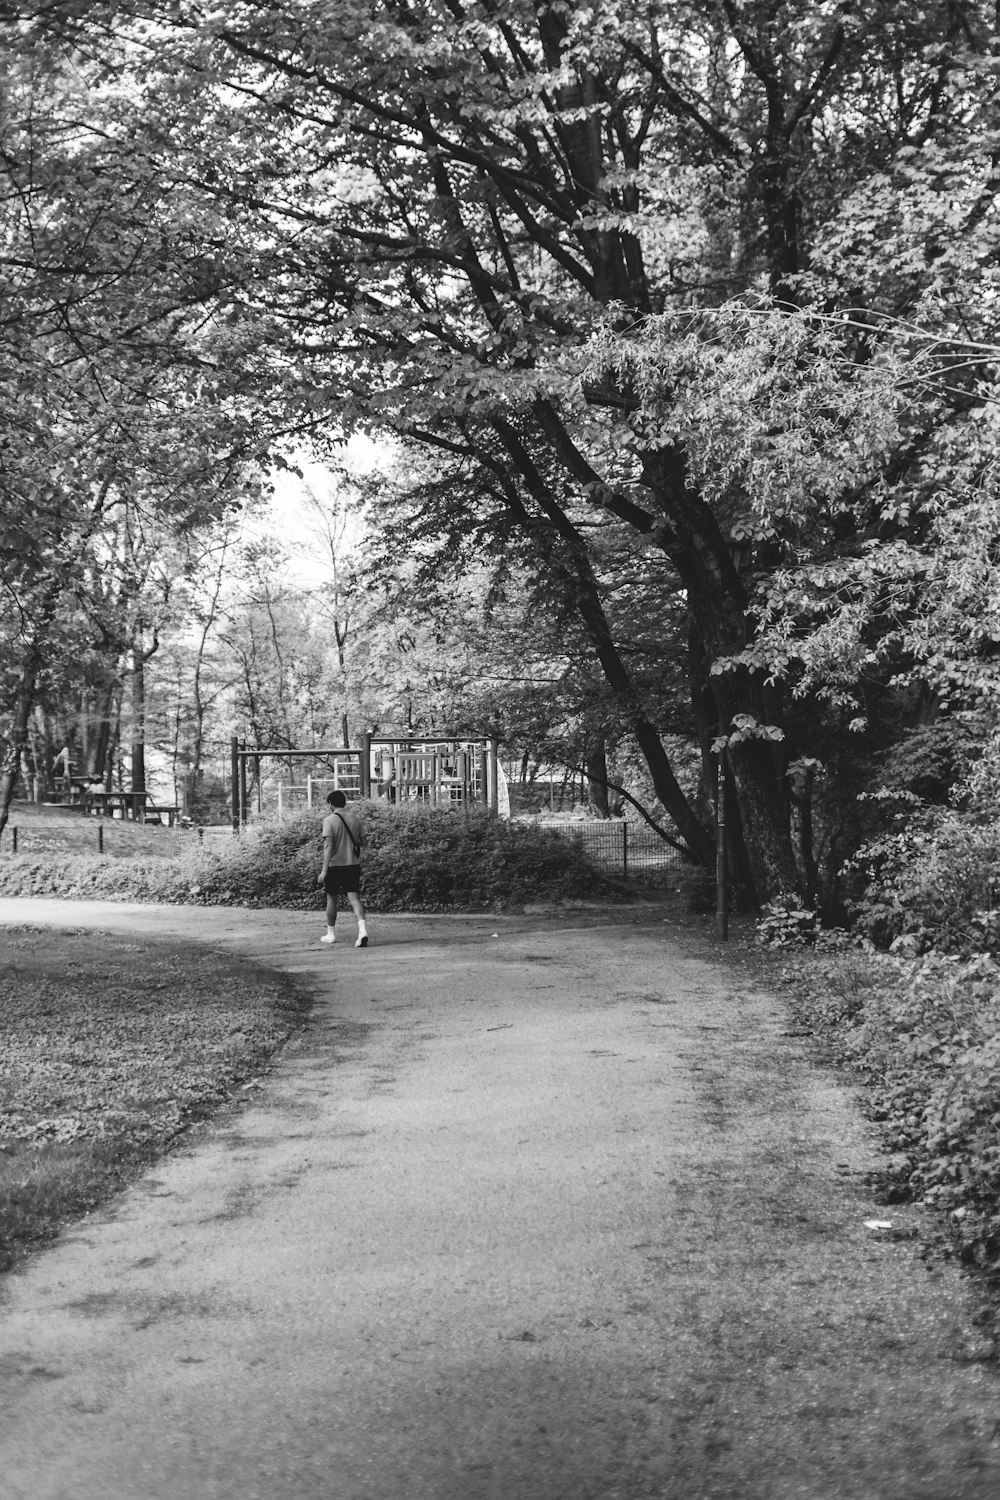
left=716, top=745, right=728, bottom=940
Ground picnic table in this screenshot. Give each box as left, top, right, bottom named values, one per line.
left=81, top=790, right=179, bottom=826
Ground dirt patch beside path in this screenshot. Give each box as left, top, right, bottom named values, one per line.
left=1, top=898, right=999, bottom=1500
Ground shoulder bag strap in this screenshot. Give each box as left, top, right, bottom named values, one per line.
left=334, top=810, right=361, bottom=859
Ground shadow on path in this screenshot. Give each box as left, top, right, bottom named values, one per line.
left=1, top=898, right=999, bottom=1500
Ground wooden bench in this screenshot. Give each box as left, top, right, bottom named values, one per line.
left=145, top=804, right=179, bottom=827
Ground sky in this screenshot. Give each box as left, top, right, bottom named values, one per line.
left=258, top=432, right=389, bottom=586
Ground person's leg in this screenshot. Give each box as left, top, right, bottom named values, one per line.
left=346, top=890, right=368, bottom=947
left=321, top=888, right=338, bottom=943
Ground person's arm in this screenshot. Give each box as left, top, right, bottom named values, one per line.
left=317, top=821, right=334, bottom=886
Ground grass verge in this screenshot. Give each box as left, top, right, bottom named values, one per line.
left=0, top=924, right=311, bottom=1271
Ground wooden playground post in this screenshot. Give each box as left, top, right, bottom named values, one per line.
left=361, top=733, right=372, bottom=798
left=456, top=750, right=468, bottom=811
left=230, top=736, right=239, bottom=833
left=488, top=737, right=499, bottom=814
left=239, top=740, right=249, bottom=827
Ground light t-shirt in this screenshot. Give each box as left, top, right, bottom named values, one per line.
left=322, top=808, right=362, bottom=868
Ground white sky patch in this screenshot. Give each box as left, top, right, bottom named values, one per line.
left=252, top=433, right=395, bottom=584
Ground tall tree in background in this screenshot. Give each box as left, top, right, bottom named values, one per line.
left=0, top=20, right=277, bottom=830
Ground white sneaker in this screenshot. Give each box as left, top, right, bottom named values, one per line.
left=320, top=932, right=336, bottom=945
left=356, top=934, right=369, bottom=948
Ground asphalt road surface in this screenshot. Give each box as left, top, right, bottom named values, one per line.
left=2, top=898, right=1000, bottom=1500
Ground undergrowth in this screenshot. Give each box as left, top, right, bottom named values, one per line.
left=779, top=934, right=1000, bottom=1280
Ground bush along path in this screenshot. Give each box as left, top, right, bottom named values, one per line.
left=0, top=805, right=623, bottom=913
left=752, top=809, right=1000, bottom=1292
left=765, top=933, right=1000, bottom=1290
left=2, top=899, right=1000, bottom=1500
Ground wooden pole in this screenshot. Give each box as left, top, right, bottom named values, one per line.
left=239, top=739, right=249, bottom=828
left=489, top=737, right=499, bottom=815
left=230, top=735, right=240, bottom=834
left=361, top=733, right=372, bottom=798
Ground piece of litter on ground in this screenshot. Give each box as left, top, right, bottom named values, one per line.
left=864, top=1219, right=893, bottom=1231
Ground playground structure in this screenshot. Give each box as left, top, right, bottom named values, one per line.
left=230, top=735, right=501, bottom=829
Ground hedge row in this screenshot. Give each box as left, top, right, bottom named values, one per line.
left=0, top=804, right=619, bottom=913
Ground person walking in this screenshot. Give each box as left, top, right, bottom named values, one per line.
left=317, top=789, right=369, bottom=947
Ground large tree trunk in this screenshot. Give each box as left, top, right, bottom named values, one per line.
left=90, top=682, right=116, bottom=780
left=490, top=416, right=716, bottom=867
left=105, top=683, right=123, bottom=792
left=706, top=657, right=798, bottom=904
left=644, top=451, right=801, bottom=904
left=128, top=625, right=159, bottom=801
left=0, top=662, right=38, bottom=837
left=585, top=733, right=611, bottom=818
left=130, top=647, right=147, bottom=799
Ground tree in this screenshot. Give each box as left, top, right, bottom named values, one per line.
left=0, top=20, right=278, bottom=828
left=11, top=1, right=1000, bottom=903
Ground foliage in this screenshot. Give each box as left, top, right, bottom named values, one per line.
left=360, top=803, right=617, bottom=911
left=0, top=29, right=277, bottom=831
left=876, top=716, right=988, bottom=806
left=849, top=811, right=1000, bottom=958
left=755, top=897, right=821, bottom=949
left=0, top=925, right=309, bottom=1268
left=784, top=942, right=1000, bottom=1276
left=0, top=805, right=618, bottom=912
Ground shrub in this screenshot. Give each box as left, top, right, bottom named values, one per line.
left=787, top=945, right=1000, bottom=1274
left=755, top=896, right=821, bottom=949
left=0, top=804, right=618, bottom=913
left=850, top=810, right=1000, bottom=956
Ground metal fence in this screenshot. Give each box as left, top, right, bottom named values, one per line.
left=538, top=819, right=688, bottom=879
left=0, top=816, right=234, bottom=860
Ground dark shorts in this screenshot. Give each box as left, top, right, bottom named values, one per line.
left=324, top=865, right=361, bottom=896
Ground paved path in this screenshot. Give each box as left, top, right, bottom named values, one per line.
left=2, top=899, right=1000, bottom=1500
